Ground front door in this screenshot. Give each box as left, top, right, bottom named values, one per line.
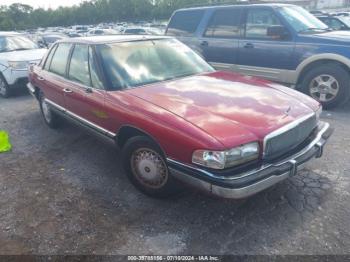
left=237, top=8, right=295, bottom=82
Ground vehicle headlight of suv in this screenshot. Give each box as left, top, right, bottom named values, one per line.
left=192, top=142, right=260, bottom=170
left=8, top=61, right=29, bottom=70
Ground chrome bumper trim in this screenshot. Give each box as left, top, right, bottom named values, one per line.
left=168, top=121, right=332, bottom=199
left=26, top=82, right=36, bottom=97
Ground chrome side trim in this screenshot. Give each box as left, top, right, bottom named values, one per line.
left=263, top=112, right=316, bottom=157
left=167, top=121, right=330, bottom=182
left=45, top=98, right=116, bottom=138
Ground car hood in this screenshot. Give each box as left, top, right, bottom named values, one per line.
left=0, top=48, right=47, bottom=62
left=125, top=71, right=317, bottom=148
left=299, top=30, right=350, bottom=44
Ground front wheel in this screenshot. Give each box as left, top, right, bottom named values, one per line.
left=300, top=64, right=350, bottom=109
left=122, top=136, right=182, bottom=198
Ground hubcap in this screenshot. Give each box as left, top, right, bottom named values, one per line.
left=309, top=74, right=339, bottom=102
left=131, top=148, right=168, bottom=189
left=41, top=98, right=52, bottom=123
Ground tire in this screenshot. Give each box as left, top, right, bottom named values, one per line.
left=39, top=91, right=61, bottom=128
left=0, top=73, right=11, bottom=98
left=299, top=63, right=350, bottom=109
left=122, top=136, right=182, bottom=198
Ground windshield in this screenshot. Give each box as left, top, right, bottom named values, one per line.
left=278, top=6, right=329, bottom=33
left=97, top=38, right=214, bottom=90
left=0, top=35, right=38, bottom=53
left=338, top=16, right=350, bottom=27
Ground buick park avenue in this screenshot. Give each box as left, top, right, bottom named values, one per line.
left=27, top=36, right=333, bottom=199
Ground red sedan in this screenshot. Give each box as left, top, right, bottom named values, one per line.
left=27, top=36, right=333, bottom=199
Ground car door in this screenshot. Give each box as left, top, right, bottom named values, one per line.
left=237, top=7, right=295, bottom=82
left=40, top=43, right=72, bottom=107
left=199, top=7, right=242, bottom=69
left=65, top=44, right=109, bottom=132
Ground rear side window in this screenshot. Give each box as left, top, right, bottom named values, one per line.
left=204, top=8, right=242, bottom=38
left=68, top=44, right=90, bottom=86
left=167, top=10, right=204, bottom=36
left=49, top=43, right=71, bottom=76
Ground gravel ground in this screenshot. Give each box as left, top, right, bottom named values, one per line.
left=0, top=91, right=349, bottom=256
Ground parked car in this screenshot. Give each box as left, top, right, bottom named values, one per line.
left=27, top=36, right=332, bottom=199
left=34, top=33, right=68, bottom=48
left=86, top=28, right=119, bottom=36
left=316, top=15, right=350, bottom=31
left=165, top=4, right=350, bottom=108
left=123, top=27, right=163, bottom=35
left=0, top=32, right=46, bottom=97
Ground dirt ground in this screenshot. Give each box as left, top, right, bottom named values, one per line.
left=0, top=92, right=350, bottom=256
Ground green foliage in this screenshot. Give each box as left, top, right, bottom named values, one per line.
left=0, top=0, right=239, bottom=30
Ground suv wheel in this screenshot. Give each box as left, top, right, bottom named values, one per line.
left=0, top=74, right=11, bottom=98
left=122, top=136, right=181, bottom=198
left=300, top=64, right=350, bottom=109
left=39, top=91, right=61, bottom=128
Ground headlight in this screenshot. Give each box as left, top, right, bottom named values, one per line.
left=192, top=142, right=260, bottom=170
left=316, top=106, right=322, bottom=122
left=8, top=61, right=29, bottom=70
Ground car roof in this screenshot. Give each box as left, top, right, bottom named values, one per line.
left=175, top=3, right=295, bottom=12
left=0, top=31, right=21, bottom=36
left=57, top=35, right=169, bottom=45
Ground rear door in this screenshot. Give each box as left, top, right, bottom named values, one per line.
left=65, top=44, right=109, bottom=131
left=199, top=7, right=242, bottom=69
left=237, top=7, right=295, bottom=82
left=40, top=43, right=72, bottom=107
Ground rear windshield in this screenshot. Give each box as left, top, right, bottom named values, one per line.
left=166, top=10, right=204, bottom=36
left=97, top=38, right=214, bottom=90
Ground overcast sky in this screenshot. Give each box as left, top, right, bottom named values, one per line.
left=2, top=0, right=84, bottom=9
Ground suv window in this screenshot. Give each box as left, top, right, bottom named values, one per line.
left=49, top=43, right=71, bottom=76
left=245, top=9, right=282, bottom=39
left=204, top=8, right=241, bottom=38
left=167, top=10, right=204, bottom=36
left=68, top=44, right=91, bottom=86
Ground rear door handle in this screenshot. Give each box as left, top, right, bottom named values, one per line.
left=200, top=40, right=208, bottom=47
left=63, top=88, right=73, bottom=93
left=243, top=43, right=254, bottom=49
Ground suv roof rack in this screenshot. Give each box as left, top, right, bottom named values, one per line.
left=183, top=0, right=249, bottom=8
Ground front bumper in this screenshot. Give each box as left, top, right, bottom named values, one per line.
left=167, top=121, right=333, bottom=199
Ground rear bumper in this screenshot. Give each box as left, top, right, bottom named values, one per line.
left=167, top=121, right=333, bottom=199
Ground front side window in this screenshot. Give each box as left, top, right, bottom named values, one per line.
left=278, top=6, right=328, bottom=33
left=0, top=35, right=38, bottom=53
left=166, top=10, right=204, bottom=36
left=245, top=9, right=283, bottom=39
left=204, top=8, right=242, bottom=38
left=97, top=39, right=214, bottom=90
left=43, top=44, right=57, bottom=70
left=49, top=43, right=71, bottom=76
left=68, top=44, right=90, bottom=86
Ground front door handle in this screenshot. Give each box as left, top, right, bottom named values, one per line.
left=200, top=40, right=209, bottom=47
left=63, top=88, right=73, bottom=93
left=37, top=76, right=45, bottom=81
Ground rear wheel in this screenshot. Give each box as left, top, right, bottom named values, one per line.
left=300, top=64, right=350, bottom=109
left=122, top=136, right=181, bottom=198
left=0, top=74, right=11, bottom=98
left=39, top=91, right=61, bottom=128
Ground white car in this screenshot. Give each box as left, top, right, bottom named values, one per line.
left=0, top=32, right=47, bottom=98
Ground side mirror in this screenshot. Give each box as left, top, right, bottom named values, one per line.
left=267, top=25, right=288, bottom=40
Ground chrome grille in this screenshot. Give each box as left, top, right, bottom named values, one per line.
left=264, top=113, right=317, bottom=160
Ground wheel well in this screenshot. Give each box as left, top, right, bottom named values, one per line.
left=33, top=86, right=41, bottom=100
left=117, top=126, right=156, bottom=149
left=297, top=59, right=350, bottom=89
